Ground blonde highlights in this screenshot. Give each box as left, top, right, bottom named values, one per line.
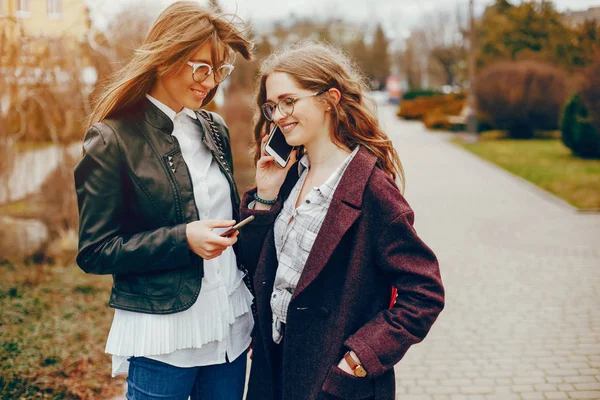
left=253, top=42, right=405, bottom=192
left=87, top=1, right=252, bottom=129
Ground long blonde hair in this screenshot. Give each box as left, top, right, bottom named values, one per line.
left=87, top=1, right=252, bottom=128
left=253, top=42, right=405, bottom=192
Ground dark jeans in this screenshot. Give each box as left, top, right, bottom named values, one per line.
left=126, top=353, right=247, bottom=400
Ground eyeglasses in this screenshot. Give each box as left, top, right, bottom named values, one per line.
left=186, top=61, right=235, bottom=83
left=261, top=90, right=326, bottom=121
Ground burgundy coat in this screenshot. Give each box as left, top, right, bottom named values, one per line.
left=239, top=147, right=444, bottom=400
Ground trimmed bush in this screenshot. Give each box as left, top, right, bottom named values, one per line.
left=561, top=93, right=600, bottom=159
left=398, top=93, right=464, bottom=120
left=402, top=89, right=443, bottom=100
left=474, top=61, right=569, bottom=139
left=423, top=111, right=461, bottom=131
left=423, top=96, right=467, bottom=131
left=581, top=51, right=600, bottom=132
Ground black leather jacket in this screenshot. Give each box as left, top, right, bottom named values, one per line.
left=74, top=99, right=244, bottom=314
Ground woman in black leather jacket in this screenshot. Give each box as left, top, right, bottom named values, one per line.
left=74, top=2, right=254, bottom=399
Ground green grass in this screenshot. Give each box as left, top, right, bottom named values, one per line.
left=0, top=262, right=124, bottom=399
left=454, top=137, right=600, bottom=210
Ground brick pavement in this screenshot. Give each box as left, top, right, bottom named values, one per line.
left=378, top=105, right=600, bottom=400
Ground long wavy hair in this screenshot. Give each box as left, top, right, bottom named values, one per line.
left=86, top=1, right=252, bottom=129
left=253, top=42, right=405, bottom=192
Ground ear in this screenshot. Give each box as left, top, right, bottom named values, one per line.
left=326, top=88, right=342, bottom=106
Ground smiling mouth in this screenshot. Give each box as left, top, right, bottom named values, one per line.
left=281, top=122, right=297, bottom=133
left=191, top=88, right=207, bottom=99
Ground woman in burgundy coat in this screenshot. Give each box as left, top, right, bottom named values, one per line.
left=239, top=42, right=445, bottom=400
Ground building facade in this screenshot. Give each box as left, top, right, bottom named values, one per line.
left=563, top=7, right=600, bottom=26
left=0, top=0, right=89, bottom=41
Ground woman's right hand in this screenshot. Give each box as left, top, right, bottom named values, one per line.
left=255, top=133, right=297, bottom=201
left=185, top=219, right=239, bottom=260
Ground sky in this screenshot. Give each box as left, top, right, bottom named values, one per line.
left=88, top=0, right=600, bottom=41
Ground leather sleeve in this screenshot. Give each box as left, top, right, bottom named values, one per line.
left=344, top=210, right=445, bottom=378
left=74, top=123, right=192, bottom=275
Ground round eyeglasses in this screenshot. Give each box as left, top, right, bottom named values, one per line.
left=261, top=90, right=326, bottom=121
left=186, top=61, right=235, bottom=84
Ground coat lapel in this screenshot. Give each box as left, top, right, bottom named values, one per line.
left=291, top=147, right=378, bottom=302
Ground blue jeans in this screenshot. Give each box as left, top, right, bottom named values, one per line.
left=126, top=353, right=247, bottom=400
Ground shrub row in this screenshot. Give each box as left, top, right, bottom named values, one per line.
left=397, top=93, right=465, bottom=120
left=402, top=89, right=443, bottom=101
left=396, top=57, right=600, bottom=159
left=397, top=93, right=470, bottom=131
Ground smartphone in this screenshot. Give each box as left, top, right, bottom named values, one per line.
left=264, top=124, right=295, bottom=168
left=220, top=216, right=255, bottom=237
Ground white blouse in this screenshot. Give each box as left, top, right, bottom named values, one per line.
left=104, top=95, right=253, bottom=376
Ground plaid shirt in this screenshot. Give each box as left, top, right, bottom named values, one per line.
left=271, top=146, right=359, bottom=343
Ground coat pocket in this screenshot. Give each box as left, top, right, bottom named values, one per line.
left=321, top=365, right=374, bottom=399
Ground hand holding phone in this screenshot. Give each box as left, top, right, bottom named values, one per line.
left=220, top=216, right=255, bottom=237
left=186, top=219, right=238, bottom=260
left=254, top=126, right=298, bottom=204
left=264, top=124, right=295, bottom=168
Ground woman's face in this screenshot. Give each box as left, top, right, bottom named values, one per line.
left=264, top=72, right=330, bottom=148
left=152, top=43, right=223, bottom=112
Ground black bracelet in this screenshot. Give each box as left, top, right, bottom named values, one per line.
left=253, top=192, right=278, bottom=205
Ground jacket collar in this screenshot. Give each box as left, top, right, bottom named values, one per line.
left=331, top=146, right=378, bottom=208
left=141, top=97, right=174, bottom=134
left=145, top=94, right=197, bottom=122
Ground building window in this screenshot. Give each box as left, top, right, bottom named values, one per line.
left=17, top=0, right=29, bottom=11
left=47, top=0, right=62, bottom=19
left=16, top=0, right=32, bottom=18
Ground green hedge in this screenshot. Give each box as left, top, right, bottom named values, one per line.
left=402, top=90, right=443, bottom=100
left=561, top=93, right=600, bottom=159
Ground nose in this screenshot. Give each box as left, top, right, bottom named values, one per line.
left=272, top=106, right=286, bottom=124
left=201, top=73, right=217, bottom=91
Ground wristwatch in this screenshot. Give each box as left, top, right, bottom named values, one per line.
left=343, top=351, right=367, bottom=377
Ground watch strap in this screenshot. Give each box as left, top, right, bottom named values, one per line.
left=344, top=351, right=360, bottom=370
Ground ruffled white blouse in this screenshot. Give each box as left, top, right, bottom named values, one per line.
left=104, top=96, right=253, bottom=376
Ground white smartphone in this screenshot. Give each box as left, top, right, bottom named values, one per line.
left=264, top=124, right=295, bottom=168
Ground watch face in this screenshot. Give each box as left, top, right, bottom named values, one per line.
left=355, top=366, right=367, bottom=377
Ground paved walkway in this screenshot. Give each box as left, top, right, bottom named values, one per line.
left=377, top=105, right=600, bottom=400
